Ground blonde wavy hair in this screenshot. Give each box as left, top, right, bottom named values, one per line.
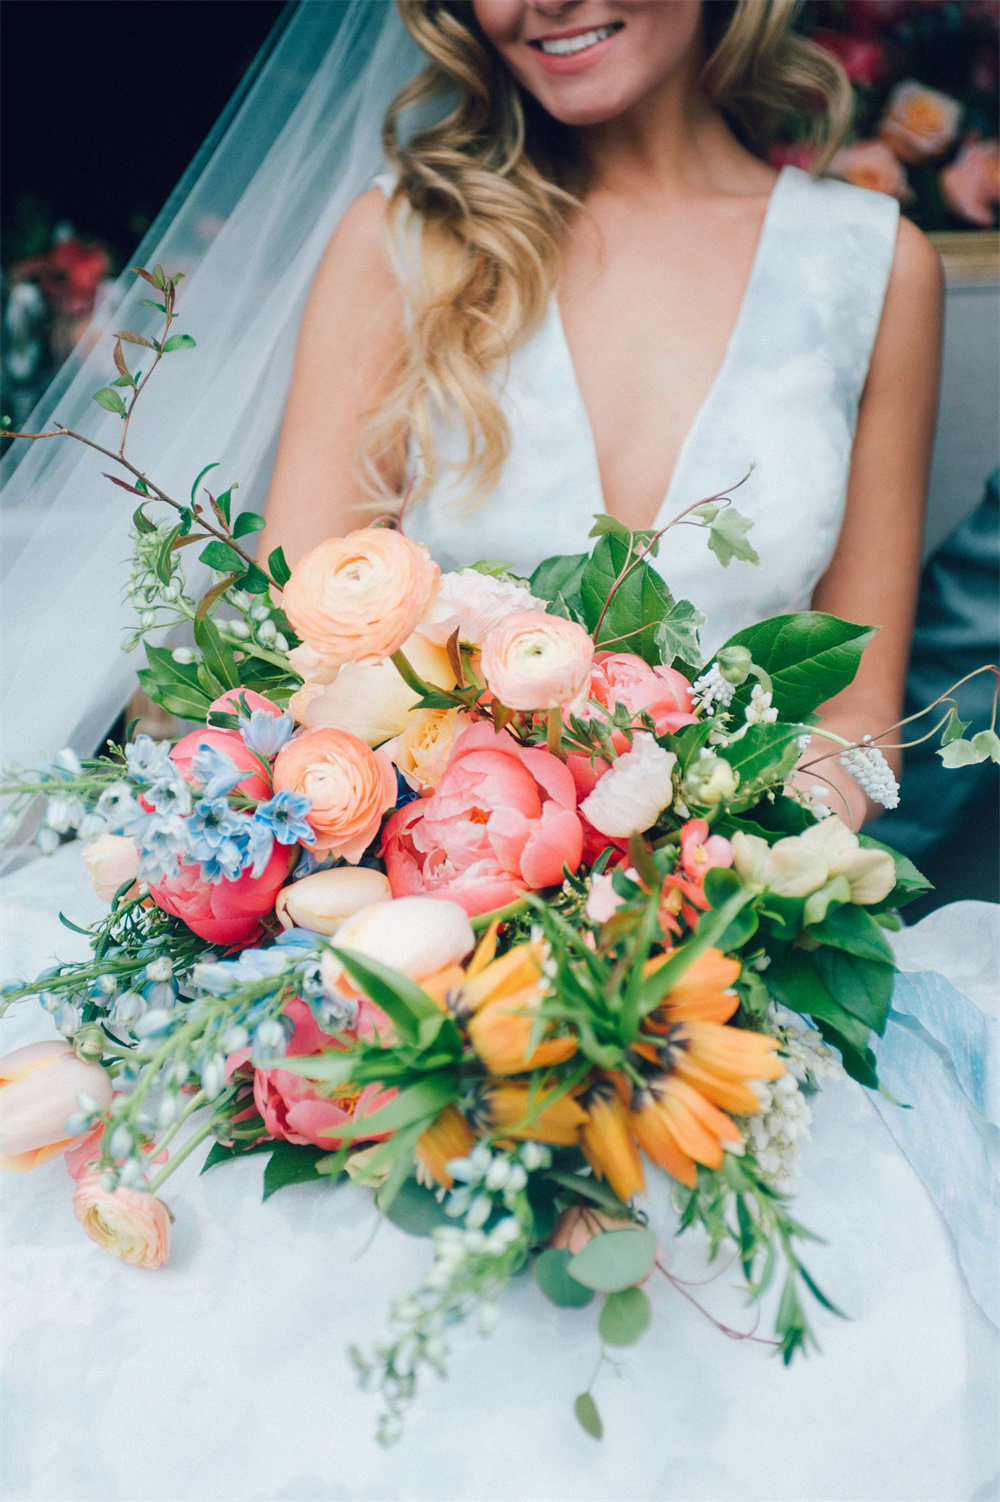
left=361, top=0, right=852, bottom=510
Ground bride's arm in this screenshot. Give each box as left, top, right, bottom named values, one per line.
left=258, top=187, right=405, bottom=568
left=807, top=217, right=945, bottom=828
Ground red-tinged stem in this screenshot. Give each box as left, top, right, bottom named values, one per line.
left=656, top=1260, right=779, bottom=1346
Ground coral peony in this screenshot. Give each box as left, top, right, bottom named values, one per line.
left=246, top=998, right=394, bottom=1149
left=480, top=611, right=594, bottom=712
left=282, top=527, right=440, bottom=670
left=272, top=727, right=397, bottom=861
left=579, top=733, right=677, bottom=839
left=287, top=631, right=456, bottom=747
left=587, top=652, right=696, bottom=735
left=941, top=137, right=1000, bottom=227
left=879, top=81, right=962, bottom=163
left=830, top=140, right=912, bottom=200
left=150, top=838, right=293, bottom=947
left=417, top=569, right=548, bottom=648
left=382, top=723, right=584, bottom=915
left=0, top=1041, right=113, bottom=1172
left=82, top=832, right=140, bottom=903
left=275, top=866, right=392, bottom=934
left=72, top=1171, right=171, bottom=1268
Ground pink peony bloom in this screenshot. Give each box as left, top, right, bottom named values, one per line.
left=480, top=611, right=594, bottom=712
left=239, top=998, right=394, bottom=1149
left=381, top=722, right=584, bottom=914
left=830, top=139, right=912, bottom=201
left=150, top=838, right=293, bottom=948
left=417, top=569, right=548, bottom=649
left=941, top=137, right=1000, bottom=227
left=813, top=30, right=888, bottom=88
left=72, top=1171, right=171, bottom=1268
left=588, top=652, right=696, bottom=735
left=679, top=818, right=735, bottom=881
left=170, top=689, right=282, bottom=802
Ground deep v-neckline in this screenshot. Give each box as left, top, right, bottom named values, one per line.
left=550, top=166, right=789, bottom=530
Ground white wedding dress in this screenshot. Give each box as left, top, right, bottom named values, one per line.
left=2, top=167, right=998, bottom=1502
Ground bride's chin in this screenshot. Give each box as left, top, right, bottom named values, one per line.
left=520, top=78, right=641, bottom=129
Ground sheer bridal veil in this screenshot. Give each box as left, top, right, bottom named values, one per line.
left=0, top=0, right=421, bottom=770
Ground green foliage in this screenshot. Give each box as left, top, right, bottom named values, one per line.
left=194, top=614, right=241, bottom=690
left=717, top=725, right=805, bottom=808
left=938, top=728, right=1000, bottom=767
left=233, top=510, right=267, bottom=539
left=578, top=531, right=673, bottom=663
left=268, top=547, right=292, bottom=587
left=653, top=597, right=706, bottom=669
left=93, top=387, right=128, bottom=418
left=856, top=834, right=934, bottom=910
left=530, top=552, right=588, bottom=620
left=574, top=1391, right=603, bottom=1440
left=161, top=333, right=196, bottom=353
left=720, top=613, right=877, bottom=721
left=199, top=539, right=245, bottom=574
left=598, top=1285, right=652, bottom=1346
left=706, top=506, right=760, bottom=568
left=384, top=1176, right=453, bottom=1237
left=766, top=950, right=880, bottom=1087
left=262, top=1141, right=328, bottom=1200
left=534, top=1248, right=596, bottom=1308
left=567, top=1227, right=657, bottom=1293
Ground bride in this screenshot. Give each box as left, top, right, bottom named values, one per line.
left=1, top=4, right=995, bottom=1500
left=261, top=0, right=943, bottom=831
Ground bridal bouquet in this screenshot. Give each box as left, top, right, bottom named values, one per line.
left=2, top=265, right=996, bottom=1442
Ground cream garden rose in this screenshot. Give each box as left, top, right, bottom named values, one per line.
left=480, top=611, right=594, bottom=712
left=385, top=707, right=473, bottom=795
left=287, top=631, right=455, bottom=747
left=282, top=527, right=440, bottom=670
left=72, top=1171, right=172, bottom=1269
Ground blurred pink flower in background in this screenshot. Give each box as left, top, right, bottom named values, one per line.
left=814, top=30, right=888, bottom=88
left=941, top=137, right=1000, bottom=226
left=0, top=1041, right=113, bottom=1172
left=830, top=139, right=913, bottom=200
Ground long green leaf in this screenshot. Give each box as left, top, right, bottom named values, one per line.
left=637, top=887, right=753, bottom=1014
left=317, top=1073, right=458, bottom=1142
left=331, top=947, right=454, bottom=1043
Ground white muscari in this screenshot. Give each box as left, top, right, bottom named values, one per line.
left=692, top=662, right=737, bottom=713
left=744, top=684, right=779, bottom=726
left=840, top=738, right=900, bottom=809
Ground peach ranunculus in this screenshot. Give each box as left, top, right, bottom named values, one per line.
left=287, top=632, right=456, bottom=747
left=384, top=707, right=474, bottom=795
left=72, top=1170, right=171, bottom=1268
left=382, top=722, right=584, bottom=915
left=282, top=528, right=440, bottom=671
left=82, top=832, right=140, bottom=903
left=150, top=838, right=294, bottom=947
left=272, top=727, right=397, bottom=861
left=231, top=998, right=394, bottom=1150
left=830, top=140, right=912, bottom=201
left=417, top=569, right=548, bottom=649
left=878, top=81, right=962, bottom=163
left=275, top=865, right=392, bottom=934
left=480, top=610, right=594, bottom=712
left=941, top=137, right=1000, bottom=227
left=0, top=1040, right=113, bottom=1172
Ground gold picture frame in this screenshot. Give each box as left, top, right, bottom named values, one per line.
left=929, top=231, right=1000, bottom=286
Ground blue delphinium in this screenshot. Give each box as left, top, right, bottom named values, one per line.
left=145, top=777, right=192, bottom=817
left=253, top=790, right=314, bottom=847
left=240, top=709, right=294, bottom=760
left=191, top=741, right=246, bottom=799
left=187, top=798, right=252, bottom=883
left=131, top=812, right=190, bottom=881
left=125, top=736, right=176, bottom=785
left=244, top=816, right=276, bottom=879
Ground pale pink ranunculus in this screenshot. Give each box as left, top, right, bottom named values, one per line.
left=150, top=838, right=293, bottom=947
left=480, top=611, right=594, bottom=712
left=0, top=1041, right=113, bottom=1172
left=941, top=137, right=1000, bottom=227
left=579, top=733, right=677, bottom=839
left=879, top=81, right=962, bottom=163
left=72, top=1171, right=171, bottom=1268
left=830, top=139, right=912, bottom=201
left=679, top=818, right=734, bottom=881
left=272, top=727, right=397, bottom=861
left=382, top=722, right=584, bottom=915
left=417, top=569, right=548, bottom=649
left=241, top=998, right=395, bottom=1149
left=82, top=832, right=140, bottom=903
left=282, top=528, right=440, bottom=671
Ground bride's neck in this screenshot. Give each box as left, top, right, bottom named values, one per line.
left=575, top=63, right=766, bottom=202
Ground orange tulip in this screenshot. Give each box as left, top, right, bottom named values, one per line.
left=468, top=986, right=577, bottom=1074
left=415, top=1104, right=477, bottom=1188
left=479, top=1081, right=587, bottom=1145
left=456, top=942, right=545, bottom=1015
left=580, top=1079, right=646, bottom=1201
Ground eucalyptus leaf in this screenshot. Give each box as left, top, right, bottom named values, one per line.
left=534, top=1248, right=596, bottom=1307
left=574, top=1392, right=603, bottom=1440
left=598, top=1285, right=652, bottom=1345
left=567, top=1226, right=657, bottom=1292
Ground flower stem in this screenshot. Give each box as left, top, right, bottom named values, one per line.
left=546, top=707, right=565, bottom=760
left=146, top=1116, right=216, bottom=1194
left=469, top=898, right=529, bottom=932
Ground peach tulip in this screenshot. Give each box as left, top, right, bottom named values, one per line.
left=0, top=1041, right=112, bottom=1172
left=81, top=833, right=140, bottom=903
left=274, top=866, right=392, bottom=934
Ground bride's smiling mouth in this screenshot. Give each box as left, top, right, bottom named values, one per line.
left=526, top=20, right=625, bottom=74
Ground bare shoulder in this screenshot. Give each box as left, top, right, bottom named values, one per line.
left=302, top=186, right=400, bottom=326
left=884, top=215, right=945, bottom=314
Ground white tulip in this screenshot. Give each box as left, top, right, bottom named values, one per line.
left=275, top=866, right=392, bottom=934
left=320, top=896, right=475, bottom=995
left=81, top=834, right=140, bottom=904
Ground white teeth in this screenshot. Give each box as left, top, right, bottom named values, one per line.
left=538, top=24, right=615, bottom=57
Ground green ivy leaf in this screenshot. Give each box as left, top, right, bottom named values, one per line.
left=534, top=1247, right=596, bottom=1307
left=707, top=507, right=760, bottom=568
left=936, top=738, right=981, bottom=768
left=598, top=1285, right=652, bottom=1346
left=574, top=1392, right=603, bottom=1440
left=567, top=1226, right=657, bottom=1293
left=530, top=552, right=588, bottom=619
left=940, top=706, right=971, bottom=744
left=93, top=387, right=128, bottom=417
left=579, top=532, right=674, bottom=663
left=161, top=333, right=196, bottom=353
left=653, top=597, right=706, bottom=668
left=972, top=729, right=1000, bottom=763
